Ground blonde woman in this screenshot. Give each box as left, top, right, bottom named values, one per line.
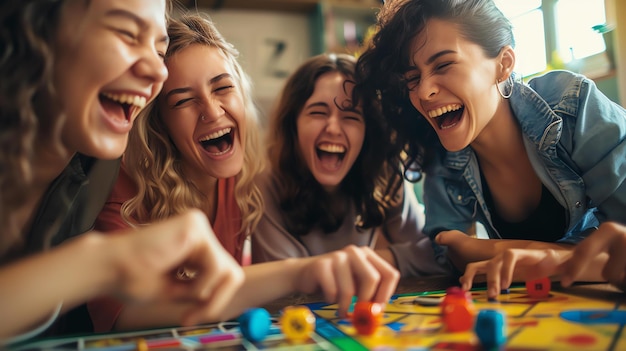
left=88, top=14, right=400, bottom=333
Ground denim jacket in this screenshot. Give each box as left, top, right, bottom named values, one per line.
left=422, top=70, right=626, bottom=263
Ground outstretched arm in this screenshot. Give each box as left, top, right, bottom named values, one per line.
left=1, top=209, right=244, bottom=341
left=435, top=230, right=573, bottom=271
left=458, top=222, right=626, bottom=298
left=238, top=245, right=399, bottom=320
left=106, top=246, right=400, bottom=331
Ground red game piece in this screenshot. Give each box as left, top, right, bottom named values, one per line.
left=525, top=277, right=551, bottom=298
left=441, top=287, right=476, bottom=332
left=351, top=301, right=383, bottom=336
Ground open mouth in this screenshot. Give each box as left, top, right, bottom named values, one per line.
left=100, top=92, right=146, bottom=122
left=199, top=127, right=234, bottom=156
left=316, top=143, right=346, bottom=170
left=429, top=104, right=464, bottom=130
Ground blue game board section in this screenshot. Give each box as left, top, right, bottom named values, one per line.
left=386, top=321, right=405, bottom=332
left=561, top=310, right=626, bottom=325
left=306, top=302, right=331, bottom=310
left=316, top=318, right=346, bottom=338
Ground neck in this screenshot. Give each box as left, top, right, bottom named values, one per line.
left=471, top=103, right=526, bottom=169
left=181, top=164, right=220, bottom=222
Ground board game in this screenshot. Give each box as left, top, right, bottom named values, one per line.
left=12, top=285, right=626, bottom=351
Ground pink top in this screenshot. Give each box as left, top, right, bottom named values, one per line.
left=88, top=164, right=244, bottom=332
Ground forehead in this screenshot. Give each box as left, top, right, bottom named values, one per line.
left=409, top=19, right=463, bottom=63
left=61, top=0, right=167, bottom=31
left=309, top=72, right=352, bottom=98
left=163, top=44, right=233, bottom=88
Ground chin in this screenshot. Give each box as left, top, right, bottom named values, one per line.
left=213, top=164, right=243, bottom=179
left=81, top=139, right=127, bottom=160
left=314, top=176, right=343, bottom=189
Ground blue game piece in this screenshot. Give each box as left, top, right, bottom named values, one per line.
left=238, top=308, right=271, bottom=342
left=475, top=309, right=506, bottom=349
left=336, top=296, right=357, bottom=317
left=348, top=295, right=357, bottom=314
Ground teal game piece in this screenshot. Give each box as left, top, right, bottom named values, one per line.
left=238, top=308, right=271, bottom=342
left=475, top=309, right=506, bottom=349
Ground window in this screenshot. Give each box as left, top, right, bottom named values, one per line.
left=494, top=0, right=609, bottom=77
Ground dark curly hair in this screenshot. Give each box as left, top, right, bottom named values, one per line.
left=354, top=0, right=514, bottom=184
left=267, top=53, right=392, bottom=237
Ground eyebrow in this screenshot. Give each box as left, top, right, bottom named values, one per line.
left=425, top=50, right=456, bottom=65
left=164, top=73, right=233, bottom=99
left=305, top=100, right=362, bottom=114
left=304, top=102, right=328, bottom=110
left=105, top=8, right=169, bottom=45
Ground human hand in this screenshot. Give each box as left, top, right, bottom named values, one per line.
left=460, top=248, right=568, bottom=298
left=435, top=230, right=490, bottom=270
left=560, top=222, right=626, bottom=291
left=106, top=209, right=244, bottom=325
left=294, top=245, right=400, bottom=318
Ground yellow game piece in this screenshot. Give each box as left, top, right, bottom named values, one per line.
left=280, top=306, right=316, bottom=342
left=135, top=338, right=148, bottom=351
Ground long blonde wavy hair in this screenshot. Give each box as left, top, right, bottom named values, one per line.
left=121, top=13, right=265, bottom=237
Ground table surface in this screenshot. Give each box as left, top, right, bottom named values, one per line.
left=261, top=275, right=625, bottom=314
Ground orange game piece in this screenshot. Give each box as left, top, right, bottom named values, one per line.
left=441, top=287, right=476, bottom=332
left=351, top=301, right=383, bottom=336
left=525, top=277, right=551, bottom=298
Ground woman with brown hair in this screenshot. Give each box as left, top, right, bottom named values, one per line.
left=252, top=53, right=449, bottom=279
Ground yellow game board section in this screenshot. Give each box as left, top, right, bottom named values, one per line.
left=311, top=286, right=625, bottom=350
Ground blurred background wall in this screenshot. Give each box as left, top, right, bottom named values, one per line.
left=175, top=0, right=623, bottom=122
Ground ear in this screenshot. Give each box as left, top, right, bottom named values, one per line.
left=497, top=45, right=515, bottom=81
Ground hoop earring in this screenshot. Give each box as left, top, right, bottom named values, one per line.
left=496, top=76, right=513, bottom=99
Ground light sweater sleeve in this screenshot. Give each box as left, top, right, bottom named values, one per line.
left=251, top=173, right=309, bottom=263
left=385, top=181, right=454, bottom=278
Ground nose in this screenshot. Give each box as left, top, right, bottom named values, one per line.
left=324, top=113, right=342, bottom=135
left=199, top=99, right=224, bottom=123
left=133, top=48, right=168, bottom=84
left=415, top=75, right=438, bottom=101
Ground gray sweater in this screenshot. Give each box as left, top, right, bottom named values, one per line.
left=251, top=172, right=452, bottom=278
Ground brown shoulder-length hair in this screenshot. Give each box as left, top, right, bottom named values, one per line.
left=122, top=13, right=265, bottom=237
left=0, top=0, right=175, bottom=256
left=267, top=53, right=393, bottom=237
left=0, top=0, right=78, bottom=255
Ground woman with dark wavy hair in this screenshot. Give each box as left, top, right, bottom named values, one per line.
left=252, top=53, right=450, bottom=279
left=0, top=0, right=249, bottom=343
left=355, top=0, right=626, bottom=297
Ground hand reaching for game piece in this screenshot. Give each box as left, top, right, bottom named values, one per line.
left=459, top=248, right=568, bottom=298
left=459, top=221, right=626, bottom=298
left=294, top=245, right=400, bottom=318
left=106, top=209, right=245, bottom=324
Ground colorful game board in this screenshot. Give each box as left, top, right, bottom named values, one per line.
left=12, top=286, right=626, bottom=350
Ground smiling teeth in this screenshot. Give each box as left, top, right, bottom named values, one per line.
left=428, top=104, right=462, bottom=118
left=199, top=128, right=231, bottom=141
left=318, top=143, right=345, bottom=153
left=102, top=92, right=147, bottom=109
